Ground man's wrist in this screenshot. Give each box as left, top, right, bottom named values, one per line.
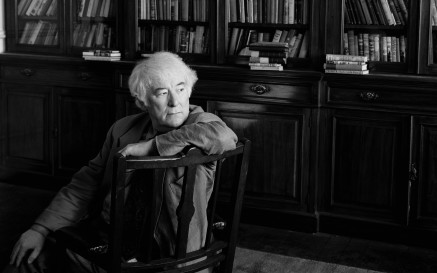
left=30, top=223, right=50, bottom=237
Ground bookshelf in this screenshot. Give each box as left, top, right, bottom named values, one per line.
left=220, top=0, right=318, bottom=68
left=69, top=0, right=118, bottom=56
left=129, top=0, right=215, bottom=63
left=6, top=0, right=64, bottom=54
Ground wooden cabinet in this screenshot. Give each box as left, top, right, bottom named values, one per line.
left=1, top=84, right=52, bottom=174
left=208, top=101, right=315, bottom=230
left=409, top=116, right=437, bottom=229
left=5, top=0, right=119, bottom=56
left=320, top=73, right=437, bottom=245
left=319, top=109, right=410, bottom=223
left=54, top=88, right=112, bottom=175
left=0, top=60, right=114, bottom=177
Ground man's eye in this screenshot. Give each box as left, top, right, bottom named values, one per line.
left=157, top=90, right=168, bottom=96
left=178, top=88, right=185, bottom=92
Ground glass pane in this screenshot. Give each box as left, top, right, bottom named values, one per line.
left=17, top=0, right=59, bottom=46
left=137, top=0, right=210, bottom=55
left=431, top=0, right=437, bottom=65
left=343, top=0, right=409, bottom=63
left=73, top=0, right=116, bottom=49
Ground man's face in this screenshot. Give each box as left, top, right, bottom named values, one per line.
left=142, top=75, right=190, bottom=132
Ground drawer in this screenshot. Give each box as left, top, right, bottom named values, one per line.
left=327, top=86, right=437, bottom=111
left=195, top=80, right=314, bottom=105
left=2, top=65, right=112, bottom=87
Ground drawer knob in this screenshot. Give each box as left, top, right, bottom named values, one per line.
left=250, top=84, right=270, bottom=95
left=20, top=68, right=34, bottom=77
left=360, top=91, right=379, bottom=101
left=79, top=72, right=91, bottom=81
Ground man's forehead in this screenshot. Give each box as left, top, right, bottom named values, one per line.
left=153, top=79, right=186, bottom=89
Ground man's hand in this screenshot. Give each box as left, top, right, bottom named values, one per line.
left=119, top=139, right=156, bottom=157
left=10, top=229, right=46, bottom=267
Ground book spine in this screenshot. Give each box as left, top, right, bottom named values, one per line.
left=251, top=51, right=288, bottom=58
left=374, top=34, right=380, bottom=61
left=249, top=56, right=286, bottom=64
left=325, top=69, right=369, bottom=74
left=326, top=60, right=366, bottom=64
left=380, top=0, right=396, bottom=25
left=324, top=63, right=368, bottom=70
left=347, top=30, right=355, bottom=55
left=326, top=53, right=368, bottom=62
left=343, top=32, right=350, bottom=55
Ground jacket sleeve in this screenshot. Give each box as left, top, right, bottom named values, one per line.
left=34, top=123, right=116, bottom=232
left=155, top=112, right=238, bottom=156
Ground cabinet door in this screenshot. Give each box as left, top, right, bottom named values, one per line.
left=410, top=116, right=437, bottom=228
left=208, top=101, right=312, bottom=230
left=1, top=84, right=52, bottom=174
left=320, top=110, right=410, bottom=224
left=54, top=88, right=112, bottom=175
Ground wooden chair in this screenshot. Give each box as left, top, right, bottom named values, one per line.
left=54, top=139, right=251, bottom=273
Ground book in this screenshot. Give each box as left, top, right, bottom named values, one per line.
left=343, top=32, right=349, bottom=55
left=297, top=32, right=309, bottom=58
left=83, top=56, right=121, bottom=61
left=249, top=62, right=283, bottom=67
left=325, top=69, right=369, bottom=75
left=249, top=56, right=287, bottom=64
left=326, top=54, right=368, bottom=62
left=326, top=60, right=366, bottom=65
left=250, top=65, right=284, bottom=71
left=323, top=63, right=368, bottom=70
left=82, top=49, right=121, bottom=56
left=251, top=50, right=288, bottom=58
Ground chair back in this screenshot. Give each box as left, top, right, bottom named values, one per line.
left=108, top=138, right=251, bottom=273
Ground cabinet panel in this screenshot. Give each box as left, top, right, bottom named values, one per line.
left=55, top=88, right=112, bottom=175
left=321, top=110, right=410, bottom=223
left=1, top=84, right=52, bottom=174
left=410, top=116, right=437, bottom=228
left=208, top=101, right=311, bottom=213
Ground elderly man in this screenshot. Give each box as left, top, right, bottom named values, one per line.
left=4, top=52, right=237, bottom=273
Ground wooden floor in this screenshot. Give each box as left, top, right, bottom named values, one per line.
left=236, top=224, right=437, bottom=272
left=1, top=181, right=437, bottom=272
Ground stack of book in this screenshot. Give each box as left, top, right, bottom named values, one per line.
left=82, top=50, right=121, bottom=61
left=324, top=54, right=369, bottom=75
left=248, top=42, right=288, bottom=71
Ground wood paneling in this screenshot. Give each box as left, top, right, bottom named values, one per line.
left=410, top=116, right=437, bottom=228
left=321, top=110, right=410, bottom=223
left=209, top=101, right=311, bottom=212
left=55, top=88, right=112, bottom=175
left=1, top=84, right=52, bottom=174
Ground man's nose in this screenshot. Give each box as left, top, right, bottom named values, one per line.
left=168, top=90, right=179, bottom=106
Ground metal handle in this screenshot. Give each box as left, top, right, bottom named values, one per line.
left=79, top=72, right=91, bottom=81
left=250, top=84, right=270, bottom=95
left=360, top=91, right=379, bottom=101
left=20, top=68, right=34, bottom=77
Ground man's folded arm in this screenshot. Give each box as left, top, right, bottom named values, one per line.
left=155, top=114, right=238, bottom=156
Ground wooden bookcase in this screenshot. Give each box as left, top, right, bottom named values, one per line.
left=2, top=0, right=437, bottom=248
